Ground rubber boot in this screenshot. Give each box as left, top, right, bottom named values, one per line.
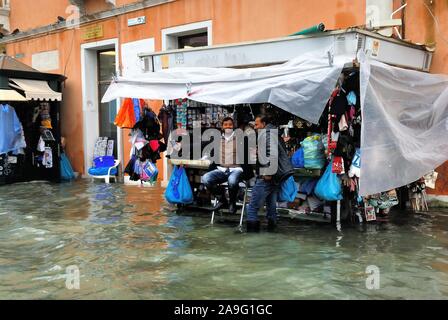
left=267, top=218, right=277, bottom=232
left=246, top=220, right=260, bottom=233
left=228, top=189, right=238, bottom=215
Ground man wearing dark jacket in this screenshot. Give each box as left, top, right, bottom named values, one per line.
left=246, top=114, right=294, bottom=232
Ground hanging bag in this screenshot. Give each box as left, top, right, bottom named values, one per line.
left=291, top=148, right=305, bottom=168
left=60, top=153, right=75, bottom=181
left=278, top=176, right=298, bottom=202
left=143, top=161, right=159, bottom=180
left=314, top=160, right=343, bottom=201
left=301, top=135, right=326, bottom=169
left=165, top=166, right=194, bottom=204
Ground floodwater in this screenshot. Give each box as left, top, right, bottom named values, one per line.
left=1, top=180, right=448, bottom=300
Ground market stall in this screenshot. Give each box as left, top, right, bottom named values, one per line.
left=0, top=55, right=66, bottom=185
left=101, top=31, right=448, bottom=225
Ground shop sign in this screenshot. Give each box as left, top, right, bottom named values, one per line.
left=372, top=40, right=381, bottom=57
left=82, top=25, right=104, bottom=41
left=161, top=55, right=170, bottom=69
left=128, top=16, right=146, bottom=27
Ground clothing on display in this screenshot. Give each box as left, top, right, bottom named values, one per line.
left=0, top=104, right=27, bottom=155
left=158, top=102, right=175, bottom=143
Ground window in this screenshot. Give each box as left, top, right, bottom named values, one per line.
left=178, top=32, right=208, bottom=49
left=162, top=21, right=212, bottom=51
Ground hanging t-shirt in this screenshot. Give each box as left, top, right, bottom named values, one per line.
left=0, top=104, right=26, bottom=155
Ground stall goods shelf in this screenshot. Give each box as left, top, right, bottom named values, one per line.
left=169, top=159, right=211, bottom=169
left=293, top=168, right=322, bottom=177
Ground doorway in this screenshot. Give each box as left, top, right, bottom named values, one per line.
left=81, top=39, right=121, bottom=176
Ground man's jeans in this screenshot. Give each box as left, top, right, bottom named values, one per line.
left=202, top=169, right=243, bottom=201
left=247, top=178, right=279, bottom=222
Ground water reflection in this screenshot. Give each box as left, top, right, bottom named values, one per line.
left=0, top=180, right=448, bottom=299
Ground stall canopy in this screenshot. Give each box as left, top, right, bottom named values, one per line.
left=359, top=57, right=448, bottom=196
left=9, top=78, right=62, bottom=101
left=102, top=49, right=448, bottom=196
left=102, top=49, right=350, bottom=124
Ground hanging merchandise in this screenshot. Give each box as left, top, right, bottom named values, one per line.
left=40, top=103, right=52, bottom=129
left=165, top=166, right=194, bottom=204
left=36, top=136, right=45, bottom=152
left=130, top=129, right=148, bottom=151
left=348, top=148, right=361, bottom=178
left=346, top=91, right=357, bottom=106
left=60, top=153, right=75, bottom=181
left=424, top=171, right=438, bottom=189
left=291, top=147, right=305, bottom=168
left=143, top=161, right=158, bottom=181
left=158, top=102, right=175, bottom=143
left=364, top=202, right=377, bottom=221
left=338, top=115, right=348, bottom=131
left=175, top=99, right=188, bottom=130
left=114, top=98, right=136, bottom=128
left=43, top=147, right=53, bottom=169
left=124, top=155, right=137, bottom=176
left=332, top=156, right=345, bottom=174
left=301, top=134, right=326, bottom=169
left=0, top=154, right=12, bottom=177
left=367, top=190, right=399, bottom=211
left=0, top=104, right=27, bottom=155
left=314, top=159, right=343, bottom=201
left=134, top=107, right=161, bottom=140
left=278, top=176, right=299, bottom=202
left=132, top=98, right=143, bottom=122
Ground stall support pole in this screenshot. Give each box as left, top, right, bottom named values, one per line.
left=239, top=186, right=249, bottom=228
left=336, top=200, right=341, bottom=231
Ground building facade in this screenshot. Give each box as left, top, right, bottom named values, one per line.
left=0, top=0, right=447, bottom=198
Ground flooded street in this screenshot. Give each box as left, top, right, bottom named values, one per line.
left=1, top=180, right=448, bottom=300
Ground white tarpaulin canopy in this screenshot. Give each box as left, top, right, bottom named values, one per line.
left=102, top=49, right=349, bottom=124
left=102, top=49, right=448, bottom=196
left=359, top=58, right=448, bottom=196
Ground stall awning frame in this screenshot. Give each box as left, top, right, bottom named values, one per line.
left=9, top=78, right=62, bottom=101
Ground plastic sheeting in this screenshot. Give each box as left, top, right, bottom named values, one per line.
left=102, top=49, right=349, bottom=124
left=360, top=58, right=448, bottom=196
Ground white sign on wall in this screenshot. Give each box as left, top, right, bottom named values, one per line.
left=128, top=16, right=147, bottom=27
left=32, top=50, right=60, bottom=72
left=121, top=38, right=155, bottom=77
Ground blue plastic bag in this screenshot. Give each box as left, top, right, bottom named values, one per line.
left=165, top=166, right=194, bottom=204
left=60, top=153, right=75, bottom=181
left=291, top=148, right=305, bottom=168
left=93, top=156, right=115, bottom=168
left=278, top=176, right=298, bottom=202
left=314, top=160, right=343, bottom=201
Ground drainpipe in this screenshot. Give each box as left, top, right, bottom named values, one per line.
left=401, top=0, right=406, bottom=39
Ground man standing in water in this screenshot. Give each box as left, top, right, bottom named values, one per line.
left=246, top=114, right=294, bottom=232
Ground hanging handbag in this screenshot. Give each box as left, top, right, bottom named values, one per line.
left=332, top=156, right=345, bottom=174
left=165, top=166, right=194, bottom=204
left=143, top=161, right=159, bottom=180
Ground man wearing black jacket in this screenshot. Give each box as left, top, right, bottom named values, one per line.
left=246, top=114, right=294, bottom=232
